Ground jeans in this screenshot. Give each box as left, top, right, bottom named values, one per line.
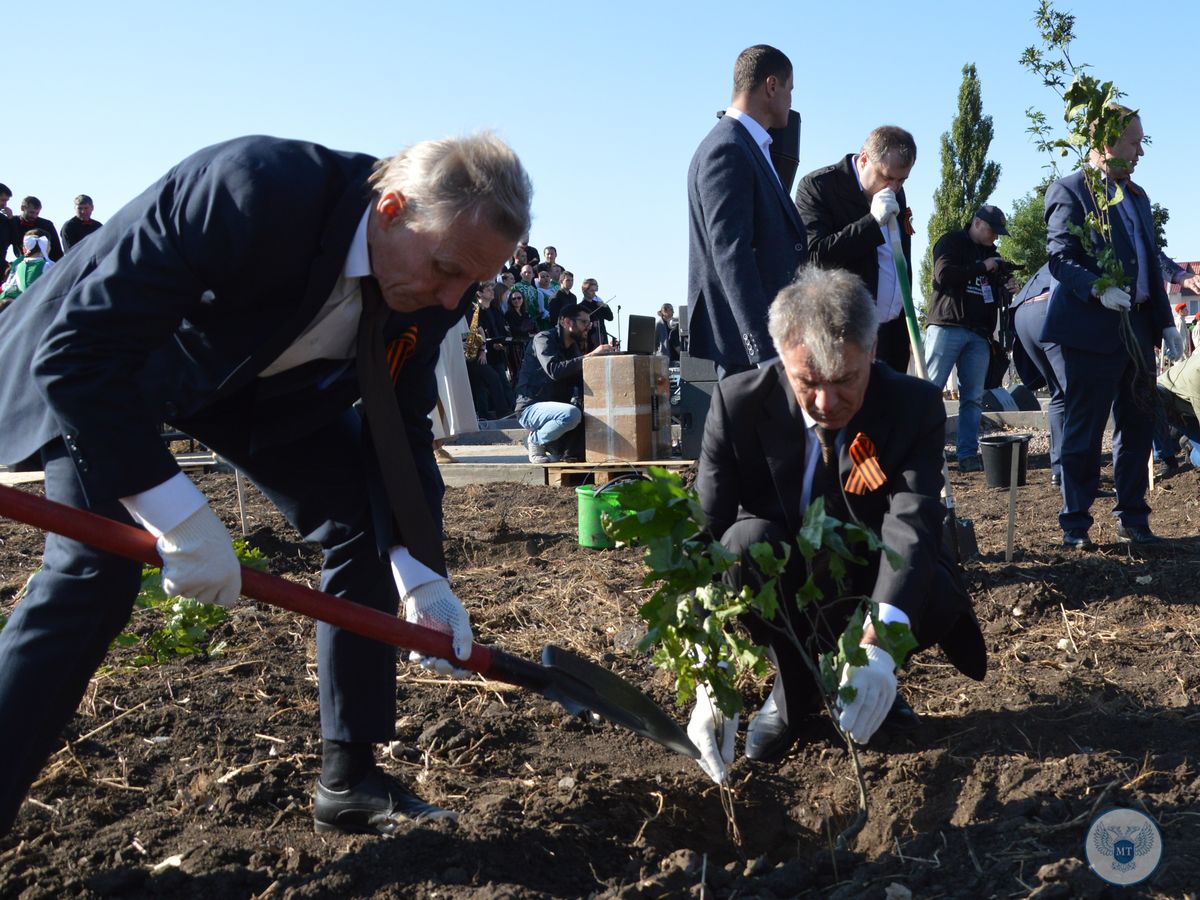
left=925, top=324, right=989, bottom=460
left=518, top=401, right=581, bottom=446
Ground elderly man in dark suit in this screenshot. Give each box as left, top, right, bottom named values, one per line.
left=687, top=266, right=985, bottom=783
left=686, top=44, right=807, bottom=380
left=794, top=126, right=917, bottom=374
left=1041, top=109, right=1182, bottom=549
left=0, top=133, right=531, bottom=836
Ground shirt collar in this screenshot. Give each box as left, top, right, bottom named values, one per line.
left=345, top=206, right=371, bottom=278
left=724, top=107, right=772, bottom=151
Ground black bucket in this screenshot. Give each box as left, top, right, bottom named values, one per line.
left=979, top=434, right=1031, bottom=489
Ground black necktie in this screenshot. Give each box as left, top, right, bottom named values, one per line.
left=812, top=426, right=843, bottom=516
left=356, top=277, right=446, bottom=575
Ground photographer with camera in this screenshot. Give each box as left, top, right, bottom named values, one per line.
left=924, top=205, right=1020, bottom=472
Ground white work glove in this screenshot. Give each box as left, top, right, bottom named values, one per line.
left=402, top=578, right=474, bottom=677
left=1098, top=286, right=1131, bottom=312
left=687, top=682, right=738, bottom=784
left=835, top=644, right=897, bottom=745
left=157, top=505, right=241, bottom=608
left=870, top=188, right=900, bottom=226
left=1162, top=326, right=1185, bottom=361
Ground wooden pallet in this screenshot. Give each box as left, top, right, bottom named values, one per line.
left=542, top=458, right=694, bottom=487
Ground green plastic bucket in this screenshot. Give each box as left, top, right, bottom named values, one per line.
left=576, top=484, right=626, bottom=549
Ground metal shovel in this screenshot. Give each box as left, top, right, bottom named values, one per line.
left=0, top=483, right=699, bottom=759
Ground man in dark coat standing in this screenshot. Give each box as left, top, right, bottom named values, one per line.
left=0, top=133, right=531, bottom=836
left=794, top=126, right=917, bottom=374
left=1041, top=109, right=1181, bottom=548
left=686, top=266, right=985, bottom=783
left=686, top=44, right=807, bottom=380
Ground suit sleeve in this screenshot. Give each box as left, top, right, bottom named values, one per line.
left=697, top=381, right=739, bottom=541
left=31, top=154, right=316, bottom=503
left=794, top=174, right=883, bottom=269
left=696, top=140, right=773, bottom=362
left=1045, top=178, right=1102, bottom=302
left=869, top=387, right=947, bottom=631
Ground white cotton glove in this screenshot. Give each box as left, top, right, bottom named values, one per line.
left=1162, top=326, right=1185, bottom=362
left=156, top=505, right=241, bottom=608
left=402, top=578, right=474, bottom=677
left=1098, top=286, right=1131, bottom=312
left=687, top=683, right=738, bottom=784
left=836, top=645, right=897, bottom=745
left=870, top=188, right=900, bottom=226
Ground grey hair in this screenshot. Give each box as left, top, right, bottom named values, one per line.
left=768, top=266, right=878, bottom=376
left=368, top=131, right=532, bottom=240
left=861, top=125, right=917, bottom=167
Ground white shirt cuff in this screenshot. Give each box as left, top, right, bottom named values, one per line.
left=755, top=355, right=779, bottom=369
left=871, top=602, right=911, bottom=629
left=119, top=471, right=207, bottom=538
left=388, top=546, right=443, bottom=596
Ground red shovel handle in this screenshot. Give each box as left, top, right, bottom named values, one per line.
left=0, top=483, right=513, bottom=679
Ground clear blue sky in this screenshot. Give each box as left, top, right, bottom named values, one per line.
left=8, top=0, right=1196, bottom=335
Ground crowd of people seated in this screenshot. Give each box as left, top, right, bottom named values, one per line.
left=0, top=184, right=101, bottom=308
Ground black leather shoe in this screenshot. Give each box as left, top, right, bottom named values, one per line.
left=1116, top=524, right=1164, bottom=545
left=882, top=694, right=921, bottom=732
left=744, top=695, right=799, bottom=763
left=1096, top=487, right=1116, bottom=498
left=1062, top=530, right=1095, bottom=550
left=314, top=769, right=458, bottom=834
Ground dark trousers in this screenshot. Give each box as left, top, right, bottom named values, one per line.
left=0, top=410, right=400, bottom=833
left=1059, top=308, right=1157, bottom=533
left=1014, top=298, right=1066, bottom=480
left=877, top=317, right=912, bottom=375
left=466, top=359, right=513, bottom=419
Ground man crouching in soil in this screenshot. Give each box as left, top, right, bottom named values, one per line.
left=0, top=132, right=531, bottom=835
left=688, top=265, right=987, bottom=782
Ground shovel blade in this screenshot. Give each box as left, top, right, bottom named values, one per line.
left=540, top=645, right=700, bottom=759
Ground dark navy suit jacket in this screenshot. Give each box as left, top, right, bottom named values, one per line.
left=686, top=114, right=807, bottom=367
left=1041, top=169, right=1171, bottom=353
left=0, top=136, right=464, bottom=522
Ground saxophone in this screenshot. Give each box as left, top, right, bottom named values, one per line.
left=464, top=301, right=485, bottom=361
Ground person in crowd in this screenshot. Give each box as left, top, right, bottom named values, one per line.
left=0, top=183, right=12, bottom=222
left=548, top=270, right=577, bottom=322
left=506, top=246, right=529, bottom=278
left=9, top=197, right=64, bottom=263
left=514, top=302, right=619, bottom=463
left=478, top=281, right=514, bottom=396
left=549, top=264, right=564, bottom=292
left=0, top=132, right=531, bottom=838
left=925, top=205, right=1020, bottom=472
left=465, top=281, right=513, bottom=420
left=504, top=288, right=537, bottom=380
left=655, top=302, right=681, bottom=362
left=1041, top=107, right=1179, bottom=548
left=1, top=233, right=55, bottom=308
left=542, top=245, right=558, bottom=271
left=60, top=195, right=103, bottom=251
left=0, top=184, right=12, bottom=253
left=794, top=126, right=917, bottom=374
left=686, top=44, right=806, bottom=380
left=534, top=264, right=557, bottom=318
left=518, top=240, right=539, bottom=267
left=513, top=263, right=545, bottom=328
left=578, top=277, right=613, bottom=348
left=687, top=266, right=985, bottom=783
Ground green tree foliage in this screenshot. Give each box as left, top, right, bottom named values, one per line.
left=997, top=179, right=1052, bottom=282
left=919, top=63, right=1001, bottom=305
left=1151, top=203, right=1169, bottom=252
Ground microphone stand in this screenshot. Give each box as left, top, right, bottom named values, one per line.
left=616, top=305, right=622, bottom=347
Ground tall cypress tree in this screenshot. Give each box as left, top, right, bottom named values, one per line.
left=919, top=63, right=1001, bottom=306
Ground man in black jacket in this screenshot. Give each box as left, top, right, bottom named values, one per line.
left=925, top=206, right=1019, bottom=472
left=514, top=303, right=618, bottom=462
left=687, top=266, right=985, bottom=783
left=794, top=126, right=917, bottom=373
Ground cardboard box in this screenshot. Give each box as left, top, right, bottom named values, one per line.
left=582, top=355, right=670, bottom=462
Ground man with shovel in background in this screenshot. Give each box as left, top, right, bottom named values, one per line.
left=0, top=133, right=531, bottom=836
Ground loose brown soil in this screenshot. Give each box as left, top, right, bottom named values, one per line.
left=2, top=441, right=1200, bottom=898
